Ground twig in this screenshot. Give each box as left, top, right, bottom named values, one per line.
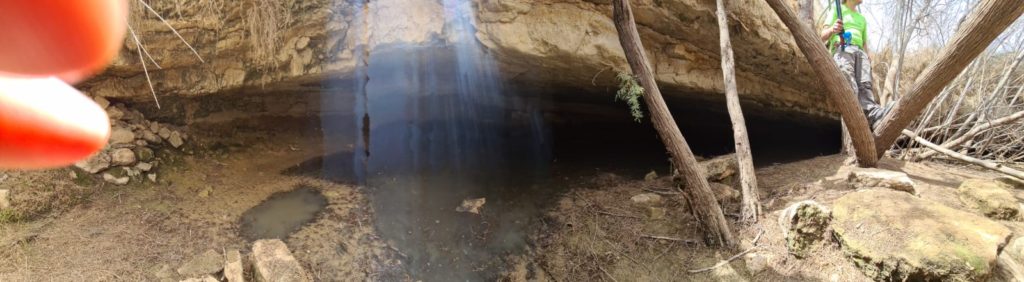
left=128, top=23, right=160, bottom=109
left=687, top=229, right=765, bottom=273
left=595, top=210, right=641, bottom=219
left=640, top=234, right=696, bottom=244
left=599, top=266, right=618, bottom=282
left=642, top=187, right=680, bottom=195
left=903, top=129, right=1024, bottom=180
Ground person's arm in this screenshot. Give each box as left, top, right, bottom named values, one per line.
left=821, top=20, right=843, bottom=43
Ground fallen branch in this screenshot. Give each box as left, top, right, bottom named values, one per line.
left=595, top=210, right=642, bottom=219
left=687, top=229, right=765, bottom=273
left=903, top=129, right=1024, bottom=180
left=917, top=110, right=1024, bottom=159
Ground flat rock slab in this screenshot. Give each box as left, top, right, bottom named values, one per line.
left=252, top=239, right=311, bottom=282
left=847, top=168, right=916, bottom=195
left=832, top=189, right=1012, bottom=281
left=959, top=179, right=1020, bottom=220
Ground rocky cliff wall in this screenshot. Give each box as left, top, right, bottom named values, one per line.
left=81, top=0, right=828, bottom=120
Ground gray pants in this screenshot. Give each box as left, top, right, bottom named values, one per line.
left=833, top=46, right=887, bottom=127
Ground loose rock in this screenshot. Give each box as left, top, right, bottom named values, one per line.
left=135, top=147, right=156, bottom=162
left=958, top=179, right=1020, bottom=220
left=107, top=106, right=125, bottom=120
left=630, top=193, right=663, bottom=206
left=142, top=130, right=162, bottom=144
left=177, top=249, right=223, bottom=277
left=169, top=131, right=185, bottom=148
left=700, top=154, right=737, bottom=181
left=644, top=170, right=658, bottom=181
left=846, top=168, right=916, bottom=194
left=111, top=148, right=137, bottom=166
left=456, top=197, right=486, bottom=214
left=646, top=207, right=666, bottom=220
left=743, top=252, right=772, bottom=274
left=136, top=162, right=153, bottom=172
left=74, top=152, right=112, bottom=174
left=777, top=200, right=830, bottom=258
left=102, top=173, right=129, bottom=185
left=992, top=237, right=1024, bottom=282
left=159, top=127, right=172, bottom=140
left=252, top=239, right=312, bottom=282
left=0, top=189, right=11, bottom=209
left=148, top=173, right=158, bottom=183
left=110, top=127, right=135, bottom=144
left=709, top=182, right=739, bottom=202
left=832, top=189, right=1011, bottom=281
left=224, top=249, right=244, bottom=282
left=93, top=96, right=110, bottom=109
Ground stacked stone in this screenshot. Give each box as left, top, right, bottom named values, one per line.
left=73, top=97, right=187, bottom=185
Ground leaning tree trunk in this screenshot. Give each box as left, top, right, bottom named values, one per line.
left=611, top=0, right=734, bottom=247
left=763, top=0, right=878, bottom=167
left=873, top=0, right=1024, bottom=156
left=715, top=0, right=760, bottom=223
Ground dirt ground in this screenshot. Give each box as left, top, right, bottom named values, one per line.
left=0, top=117, right=1013, bottom=281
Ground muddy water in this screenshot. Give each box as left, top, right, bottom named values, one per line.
left=239, top=186, right=328, bottom=241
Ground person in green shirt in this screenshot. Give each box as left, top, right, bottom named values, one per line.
left=820, top=0, right=889, bottom=128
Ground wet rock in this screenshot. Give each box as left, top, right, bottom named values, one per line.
left=958, top=179, right=1020, bottom=220
left=252, top=239, right=311, bottom=282
left=224, top=249, right=244, bottom=282
left=93, top=96, right=110, bottom=109
left=177, top=249, right=223, bottom=277
left=74, top=152, right=111, bottom=174
left=110, top=127, right=135, bottom=144
left=710, top=182, right=739, bottom=202
left=777, top=200, right=830, bottom=258
left=169, top=131, right=185, bottom=148
left=0, top=189, right=10, bottom=209
left=846, top=168, right=916, bottom=194
left=832, top=189, right=1011, bottom=281
left=142, top=130, right=162, bottom=144
left=102, top=173, right=129, bottom=185
left=644, top=170, right=658, bottom=181
left=136, top=162, right=153, bottom=172
left=630, top=193, right=663, bottom=206
left=110, top=148, right=137, bottom=166
left=700, top=154, right=737, bottom=181
left=456, top=197, right=486, bottom=214
left=135, top=147, right=156, bottom=162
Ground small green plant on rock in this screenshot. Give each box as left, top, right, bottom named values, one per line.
left=616, top=71, right=645, bottom=122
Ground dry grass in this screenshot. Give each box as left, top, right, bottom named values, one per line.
left=245, top=0, right=293, bottom=69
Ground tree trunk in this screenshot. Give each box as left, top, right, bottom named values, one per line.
left=612, top=0, right=735, bottom=247
left=715, top=0, right=760, bottom=223
left=873, top=0, right=1024, bottom=156
left=763, top=0, right=878, bottom=167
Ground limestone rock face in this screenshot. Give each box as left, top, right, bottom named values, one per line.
left=777, top=200, right=831, bottom=258
left=958, top=179, right=1020, bottom=220
left=83, top=0, right=827, bottom=120
left=832, top=189, right=1012, bottom=281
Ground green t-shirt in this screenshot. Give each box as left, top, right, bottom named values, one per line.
left=826, top=4, right=867, bottom=50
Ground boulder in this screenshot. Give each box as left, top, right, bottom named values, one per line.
left=630, top=193, right=663, bottom=206
left=777, top=200, right=831, bottom=258
left=700, top=154, right=737, bottom=181
left=846, top=168, right=916, bottom=195
left=958, top=179, right=1020, bottom=220
left=110, top=148, right=138, bottom=166
left=0, top=189, right=10, bottom=209
left=252, top=239, right=311, bottom=282
left=177, top=249, right=223, bottom=277
left=74, top=152, right=112, bottom=174
left=224, top=249, right=244, bottom=282
left=110, top=127, right=135, bottom=144
left=832, top=189, right=1012, bottom=281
